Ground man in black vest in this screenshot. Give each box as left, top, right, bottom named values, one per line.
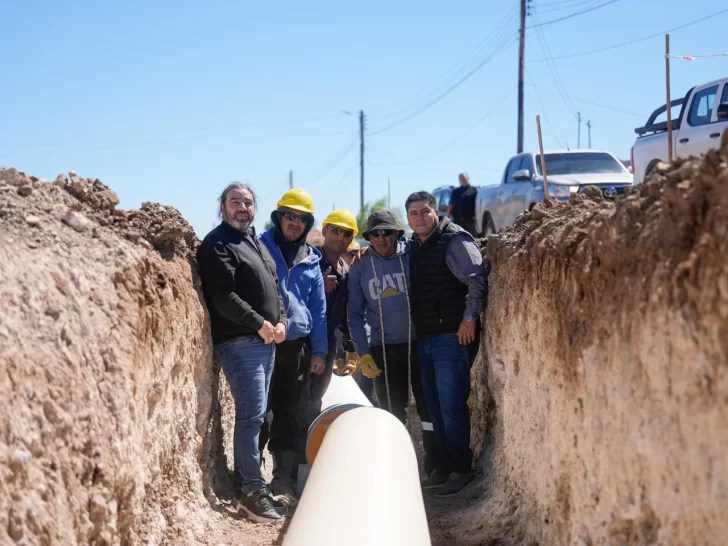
left=405, top=190, right=487, bottom=497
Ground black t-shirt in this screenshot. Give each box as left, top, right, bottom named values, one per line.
left=449, top=185, right=477, bottom=222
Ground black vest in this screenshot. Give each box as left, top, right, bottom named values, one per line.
left=410, top=218, right=471, bottom=336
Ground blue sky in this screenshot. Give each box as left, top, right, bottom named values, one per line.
left=2, top=0, right=727, bottom=236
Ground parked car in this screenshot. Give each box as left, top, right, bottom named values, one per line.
left=632, top=76, right=728, bottom=183
left=475, top=149, right=633, bottom=235
left=431, top=185, right=454, bottom=217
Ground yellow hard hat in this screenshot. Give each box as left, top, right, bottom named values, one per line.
left=277, top=188, right=315, bottom=215
left=322, top=208, right=359, bottom=237
left=347, top=240, right=361, bottom=252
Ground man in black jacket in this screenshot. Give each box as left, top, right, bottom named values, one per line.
left=197, top=182, right=288, bottom=523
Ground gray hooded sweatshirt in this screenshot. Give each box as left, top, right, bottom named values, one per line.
left=347, top=241, right=416, bottom=356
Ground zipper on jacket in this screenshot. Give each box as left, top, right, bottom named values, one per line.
left=275, top=244, right=311, bottom=315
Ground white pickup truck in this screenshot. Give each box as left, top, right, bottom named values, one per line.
left=475, top=149, right=632, bottom=236
left=632, top=76, right=728, bottom=183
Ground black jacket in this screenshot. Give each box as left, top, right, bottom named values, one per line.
left=197, top=222, right=287, bottom=346
left=410, top=218, right=469, bottom=336
left=317, top=248, right=354, bottom=359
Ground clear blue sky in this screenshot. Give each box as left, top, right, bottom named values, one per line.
left=2, top=0, right=726, bottom=236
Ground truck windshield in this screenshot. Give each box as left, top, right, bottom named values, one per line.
left=534, top=153, right=625, bottom=175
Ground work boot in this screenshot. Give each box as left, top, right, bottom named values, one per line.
left=420, top=470, right=449, bottom=491
left=270, top=451, right=298, bottom=501
left=432, top=472, right=474, bottom=498
left=239, top=488, right=283, bottom=523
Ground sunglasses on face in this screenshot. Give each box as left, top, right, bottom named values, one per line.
left=328, top=225, right=354, bottom=238
left=369, top=229, right=395, bottom=238
left=280, top=211, right=310, bottom=223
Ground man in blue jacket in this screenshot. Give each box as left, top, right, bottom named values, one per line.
left=258, top=188, right=327, bottom=499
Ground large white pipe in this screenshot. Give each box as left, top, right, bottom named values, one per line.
left=285, top=407, right=431, bottom=546
left=305, top=373, right=371, bottom=464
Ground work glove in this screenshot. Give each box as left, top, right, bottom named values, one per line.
left=359, top=354, right=381, bottom=379
left=334, top=352, right=359, bottom=376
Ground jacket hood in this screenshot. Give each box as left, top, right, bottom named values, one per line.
left=270, top=210, right=315, bottom=243
left=260, top=227, right=321, bottom=266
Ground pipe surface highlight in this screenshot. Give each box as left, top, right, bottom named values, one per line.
left=285, top=407, right=431, bottom=546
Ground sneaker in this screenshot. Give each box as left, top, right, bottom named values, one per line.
left=420, top=470, right=449, bottom=490
left=239, top=488, right=283, bottom=523
left=431, top=472, right=474, bottom=498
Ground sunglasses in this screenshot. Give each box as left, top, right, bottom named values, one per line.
left=328, top=226, right=354, bottom=238
left=369, top=229, right=395, bottom=238
left=280, top=211, right=311, bottom=223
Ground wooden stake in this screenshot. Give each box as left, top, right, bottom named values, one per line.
left=666, top=34, right=674, bottom=162
left=536, top=115, right=549, bottom=200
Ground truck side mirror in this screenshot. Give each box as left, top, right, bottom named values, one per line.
left=512, top=169, right=532, bottom=181
left=717, top=102, right=728, bottom=120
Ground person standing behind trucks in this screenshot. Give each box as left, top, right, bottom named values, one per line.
left=258, top=188, right=327, bottom=500
left=197, top=182, right=287, bottom=523
left=447, top=172, right=478, bottom=237
left=347, top=210, right=439, bottom=476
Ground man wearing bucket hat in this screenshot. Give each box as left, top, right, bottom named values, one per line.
left=347, top=209, right=440, bottom=476
left=258, top=188, right=327, bottom=499
left=311, top=208, right=358, bottom=417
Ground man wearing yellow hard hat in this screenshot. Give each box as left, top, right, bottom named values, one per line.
left=343, top=239, right=361, bottom=267
left=312, top=209, right=358, bottom=401
left=258, top=188, right=327, bottom=499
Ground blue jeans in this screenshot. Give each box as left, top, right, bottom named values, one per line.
left=214, top=336, right=275, bottom=494
left=419, top=334, right=473, bottom=474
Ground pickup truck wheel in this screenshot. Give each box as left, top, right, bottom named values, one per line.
left=645, top=159, right=661, bottom=178
left=483, top=214, right=496, bottom=236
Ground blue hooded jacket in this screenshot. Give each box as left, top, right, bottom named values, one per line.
left=259, top=227, right=328, bottom=358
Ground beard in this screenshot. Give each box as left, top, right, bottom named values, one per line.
left=224, top=210, right=253, bottom=232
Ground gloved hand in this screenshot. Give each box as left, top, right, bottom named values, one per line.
left=334, top=352, right=359, bottom=376
left=359, top=354, right=381, bottom=379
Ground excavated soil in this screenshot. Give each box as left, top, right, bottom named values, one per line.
left=427, top=134, right=728, bottom=546
left=0, top=169, right=286, bottom=545
left=3, top=133, right=727, bottom=546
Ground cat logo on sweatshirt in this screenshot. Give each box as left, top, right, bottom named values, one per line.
left=368, top=273, right=406, bottom=300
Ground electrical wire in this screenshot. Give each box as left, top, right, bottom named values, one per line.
left=528, top=0, right=623, bottom=29
left=367, top=9, right=519, bottom=128
left=526, top=70, right=565, bottom=147
left=369, top=91, right=513, bottom=166
left=532, top=7, right=728, bottom=61
left=532, top=11, right=579, bottom=119
left=368, top=31, right=516, bottom=136
left=307, top=139, right=358, bottom=186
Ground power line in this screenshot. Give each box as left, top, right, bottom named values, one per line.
left=528, top=0, right=624, bottom=29
left=368, top=9, right=519, bottom=128
left=535, top=0, right=609, bottom=15
left=369, top=92, right=513, bottom=166
left=368, top=32, right=516, bottom=136
left=307, top=139, right=358, bottom=186
left=532, top=7, right=728, bottom=61
left=526, top=70, right=564, bottom=147
left=532, top=11, right=579, bottom=119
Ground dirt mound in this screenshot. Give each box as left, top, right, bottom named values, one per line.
left=0, top=168, right=233, bottom=545
left=434, top=134, right=728, bottom=545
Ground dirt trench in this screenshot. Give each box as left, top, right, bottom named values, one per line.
left=2, top=133, right=728, bottom=545
left=427, top=134, right=728, bottom=546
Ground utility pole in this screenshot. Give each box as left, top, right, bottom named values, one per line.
left=587, top=120, right=592, bottom=148
left=577, top=112, right=582, bottom=148
left=387, top=179, right=391, bottom=209
left=665, top=34, right=674, bottom=162
left=289, top=170, right=293, bottom=189
left=517, top=0, right=526, bottom=153
left=359, top=110, right=365, bottom=210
